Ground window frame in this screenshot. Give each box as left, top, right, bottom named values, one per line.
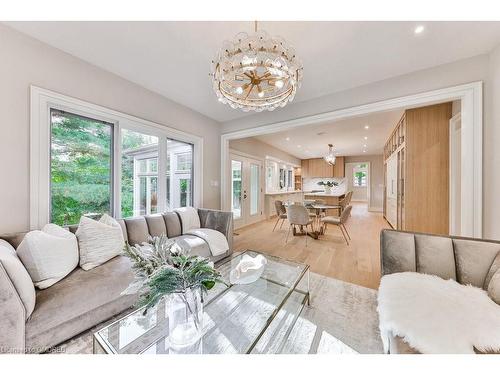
left=352, top=164, right=368, bottom=188
left=30, top=86, right=203, bottom=229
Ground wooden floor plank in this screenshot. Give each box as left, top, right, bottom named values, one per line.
left=233, top=202, right=389, bottom=290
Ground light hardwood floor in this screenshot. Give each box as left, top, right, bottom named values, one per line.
left=233, top=202, right=390, bottom=289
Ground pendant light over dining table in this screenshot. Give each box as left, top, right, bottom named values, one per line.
left=211, top=21, right=303, bottom=112
left=324, top=144, right=336, bottom=166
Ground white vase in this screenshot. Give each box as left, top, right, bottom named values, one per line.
left=324, top=186, right=332, bottom=194
left=167, top=288, right=203, bottom=347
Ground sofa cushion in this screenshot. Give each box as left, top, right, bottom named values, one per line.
left=124, top=217, right=150, bottom=245
left=0, top=239, right=36, bottom=318
left=487, top=268, right=500, bottom=304
left=381, top=230, right=416, bottom=275
left=76, top=215, right=125, bottom=271
left=453, top=239, right=500, bottom=288
left=145, top=214, right=167, bottom=238
left=25, top=255, right=137, bottom=352
left=415, top=234, right=456, bottom=280
left=484, top=252, right=500, bottom=289
left=163, top=212, right=182, bottom=238
left=17, top=224, right=79, bottom=289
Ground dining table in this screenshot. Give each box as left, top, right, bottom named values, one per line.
left=283, top=201, right=341, bottom=240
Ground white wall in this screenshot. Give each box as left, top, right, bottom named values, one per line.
left=0, top=24, right=222, bottom=233
left=229, top=137, right=301, bottom=165
left=484, top=44, right=500, bottom=240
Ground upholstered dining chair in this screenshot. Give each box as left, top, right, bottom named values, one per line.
left=273, top=200, right=287, bottom=232
left=321, top=205, right=352, bottom=245
left=286, top=203, right=314, bottom=246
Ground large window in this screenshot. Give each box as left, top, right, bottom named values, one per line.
left=50, top=110, right=113, bottom=225
left=50, top=112, right=192, bottom=223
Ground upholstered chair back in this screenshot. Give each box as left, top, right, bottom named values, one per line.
left=340, top=205, right=352, bottom=224
left=274, top=200, right=286, bottom=216
left=380, top=229, right=500, bottom=292
left=287, top=204, right=310, bottom=226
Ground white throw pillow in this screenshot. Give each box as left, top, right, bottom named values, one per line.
left=76, top=214, right=124, bottom=271
left=0, top=239, right=36, bottom=318
left=17, top=224, right=79, bottom=289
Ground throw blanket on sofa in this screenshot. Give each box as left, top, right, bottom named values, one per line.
left=174, top=207, right=228, bottom=256
left=174, top=207, right=201, bottom=233
left=377, top=272, right=500, bottom=354
left=186, top=228, right=229, bottom=257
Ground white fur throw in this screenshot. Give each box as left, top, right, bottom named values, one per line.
left=377, top=272, right=500, bottom=354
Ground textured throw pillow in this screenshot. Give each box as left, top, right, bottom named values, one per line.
left=0, top=239, right=36, bottom=318
left=487, top=268, right=500, bottom=304
left=76, top=214, right=125, bottom=271
left=17, top=224, right=79, bottom=289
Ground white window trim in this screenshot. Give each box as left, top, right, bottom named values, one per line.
left=30, top=85, right=203, bottom=229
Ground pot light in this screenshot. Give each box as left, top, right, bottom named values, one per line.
left=363, top=150, right=367, bottom=153
left=364, top=136, right=368, bottom=140
left=297, top=145, right=302, bottom=148
left=364, top=125, right=370, bottom=129
left=285, top=137, right=290, bottom=141
left=414, top=25, right=425, bottom=34
left=363, top=144, right=367, bottom=147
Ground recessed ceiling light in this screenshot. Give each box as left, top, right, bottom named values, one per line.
left=364, top=136, right=368, bottom=140
left=364, top=125, right=370, bottom=129
left=363, top=144, right=367, bottom=147
left=297, top=145, right=301, bottom=148
left=363, top=150, right=367, bottom=153
left=414, top=25, right=425, bottom=34
left=285, top=137, right=290, bottom=141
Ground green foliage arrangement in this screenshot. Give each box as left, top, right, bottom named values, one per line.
left=317, top=180, right=339, bottom=188
left=122, top=234, right=226, bottom=312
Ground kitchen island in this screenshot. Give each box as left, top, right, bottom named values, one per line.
left=264, top=190, right=303, bottom=218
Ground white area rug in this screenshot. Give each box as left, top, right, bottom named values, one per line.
left=52, top=273, right=382, bottom=354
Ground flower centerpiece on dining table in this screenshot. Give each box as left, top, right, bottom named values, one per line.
left=121, top=234, right=226, bottom=347
left=317, top=180, right=338, bottom=194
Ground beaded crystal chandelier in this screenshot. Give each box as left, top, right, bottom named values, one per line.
left=211, top=21, right=303, bottom=112
left=324, top=144, right=336, bottom=166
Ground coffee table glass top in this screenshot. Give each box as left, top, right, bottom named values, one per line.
left=93, top=250, right=310, bottom=354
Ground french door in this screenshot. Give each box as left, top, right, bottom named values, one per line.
left=230, top=153, right=264, bottom=229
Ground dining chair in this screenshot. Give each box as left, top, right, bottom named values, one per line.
left=320, top=205, right=353, bottom=245
left=272, top=200, right=287, bottom=232
left=286, top=203, right=314, bottom=246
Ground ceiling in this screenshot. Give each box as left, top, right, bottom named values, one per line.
left=255, top=109, right=404, bottom=158
left=5, top=21, right=500, bottom=122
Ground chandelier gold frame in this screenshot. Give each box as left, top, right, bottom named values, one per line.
left=211, top=21, right=303, bottom=112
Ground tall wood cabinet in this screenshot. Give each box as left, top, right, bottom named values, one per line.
left=383, top=102, right=451, bottom=235
left=301, top=157, right=344, bottom=178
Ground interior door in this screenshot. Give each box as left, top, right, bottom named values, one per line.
left=230, top=153, right=263, bottom=229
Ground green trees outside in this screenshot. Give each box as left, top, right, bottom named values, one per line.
left=50, top=111, right=149, bottom=225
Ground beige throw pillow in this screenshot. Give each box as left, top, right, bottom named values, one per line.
left=0, top=239, right=36, bottom=318
left=17, top=224, right=79, bottom=289
left=76, top=214, right=125, bottom=270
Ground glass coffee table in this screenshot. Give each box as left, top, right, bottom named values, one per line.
left=93, top=250, right=310, bottom=354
